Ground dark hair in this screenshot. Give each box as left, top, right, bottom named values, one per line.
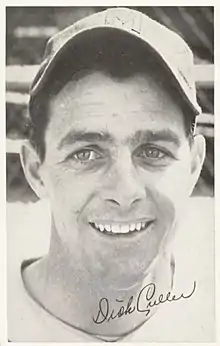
left=29, top=30, right=195, bottom=162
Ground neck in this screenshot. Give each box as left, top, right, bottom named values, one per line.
left=22, top=227, right=174, bottom=340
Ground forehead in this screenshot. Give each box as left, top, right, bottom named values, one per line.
left=45, top=71, right=186, bottom=146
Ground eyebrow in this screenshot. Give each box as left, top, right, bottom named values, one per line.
left=58, top=128, right=181, bottom=150
left=131, top=129, right=181, bottom=147
left=58, top=130, right=114, bottom=149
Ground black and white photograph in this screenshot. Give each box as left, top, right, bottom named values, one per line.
left=6, top=6, right=215, bottom=342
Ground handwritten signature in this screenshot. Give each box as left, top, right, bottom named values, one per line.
left=92, top=281, right=196, bottom=324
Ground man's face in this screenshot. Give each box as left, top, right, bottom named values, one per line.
left=39, top=70, right=195, bottom=288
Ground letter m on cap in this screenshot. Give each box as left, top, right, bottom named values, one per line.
left=104, top=9, right=142, bottom=35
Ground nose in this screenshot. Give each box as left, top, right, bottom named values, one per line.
left=102, top=152, right=146, bottom=209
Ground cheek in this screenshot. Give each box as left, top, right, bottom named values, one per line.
left=154, top=157, right=191, bottom=220
left=140, top=151, right=192, bottom=249
left=42, top=166, right=100, bottom=220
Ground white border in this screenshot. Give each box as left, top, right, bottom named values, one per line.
left=1, top=2, right=6, bottom=345
left=214, top=4, right=219, bottom=346
left=2, top=2, right=219, bottom=346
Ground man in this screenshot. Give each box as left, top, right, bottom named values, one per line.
left=8, top=7, right=214, bottom=342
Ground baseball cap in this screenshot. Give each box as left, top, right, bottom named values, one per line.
left=30, top=7, right=201, bottom=115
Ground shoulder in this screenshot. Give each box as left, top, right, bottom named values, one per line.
left=7, top=199, right=50, bottom=341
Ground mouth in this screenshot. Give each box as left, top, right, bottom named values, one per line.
left=89, top=220, right=154, bottom=236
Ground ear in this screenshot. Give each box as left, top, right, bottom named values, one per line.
left=188, top=134, right=206, bottom=195
left=20, top=140, right=47, bottom=199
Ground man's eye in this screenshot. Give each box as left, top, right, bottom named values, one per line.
left=137, top=147, right=167, bottom=159
left=72, top=149, right=101, bottom=162
left=134, top=145, right=175, bottom=167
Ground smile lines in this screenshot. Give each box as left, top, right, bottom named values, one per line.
left=89, top=221, right=154, bottom=235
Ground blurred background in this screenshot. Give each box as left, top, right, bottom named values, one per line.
left=6, top=6, right=214, bottom=203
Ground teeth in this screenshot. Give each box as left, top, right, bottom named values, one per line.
left=105, top=225, right=111, bottom=232
left=136, top=223, right=141, bottom=231
left=99, top=224, right=104, bottom=232
left=141, top=222, right=145, bottom=229
left=120, top=225, right=129, bottom=233
left=91, top=221, right=152, bottom=234
left=130, top=223, right=136, bottom=231
left=112, top=225, right=120, bottom=233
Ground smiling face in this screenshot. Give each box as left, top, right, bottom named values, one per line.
left=28, top=70, right=203, bottom=289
